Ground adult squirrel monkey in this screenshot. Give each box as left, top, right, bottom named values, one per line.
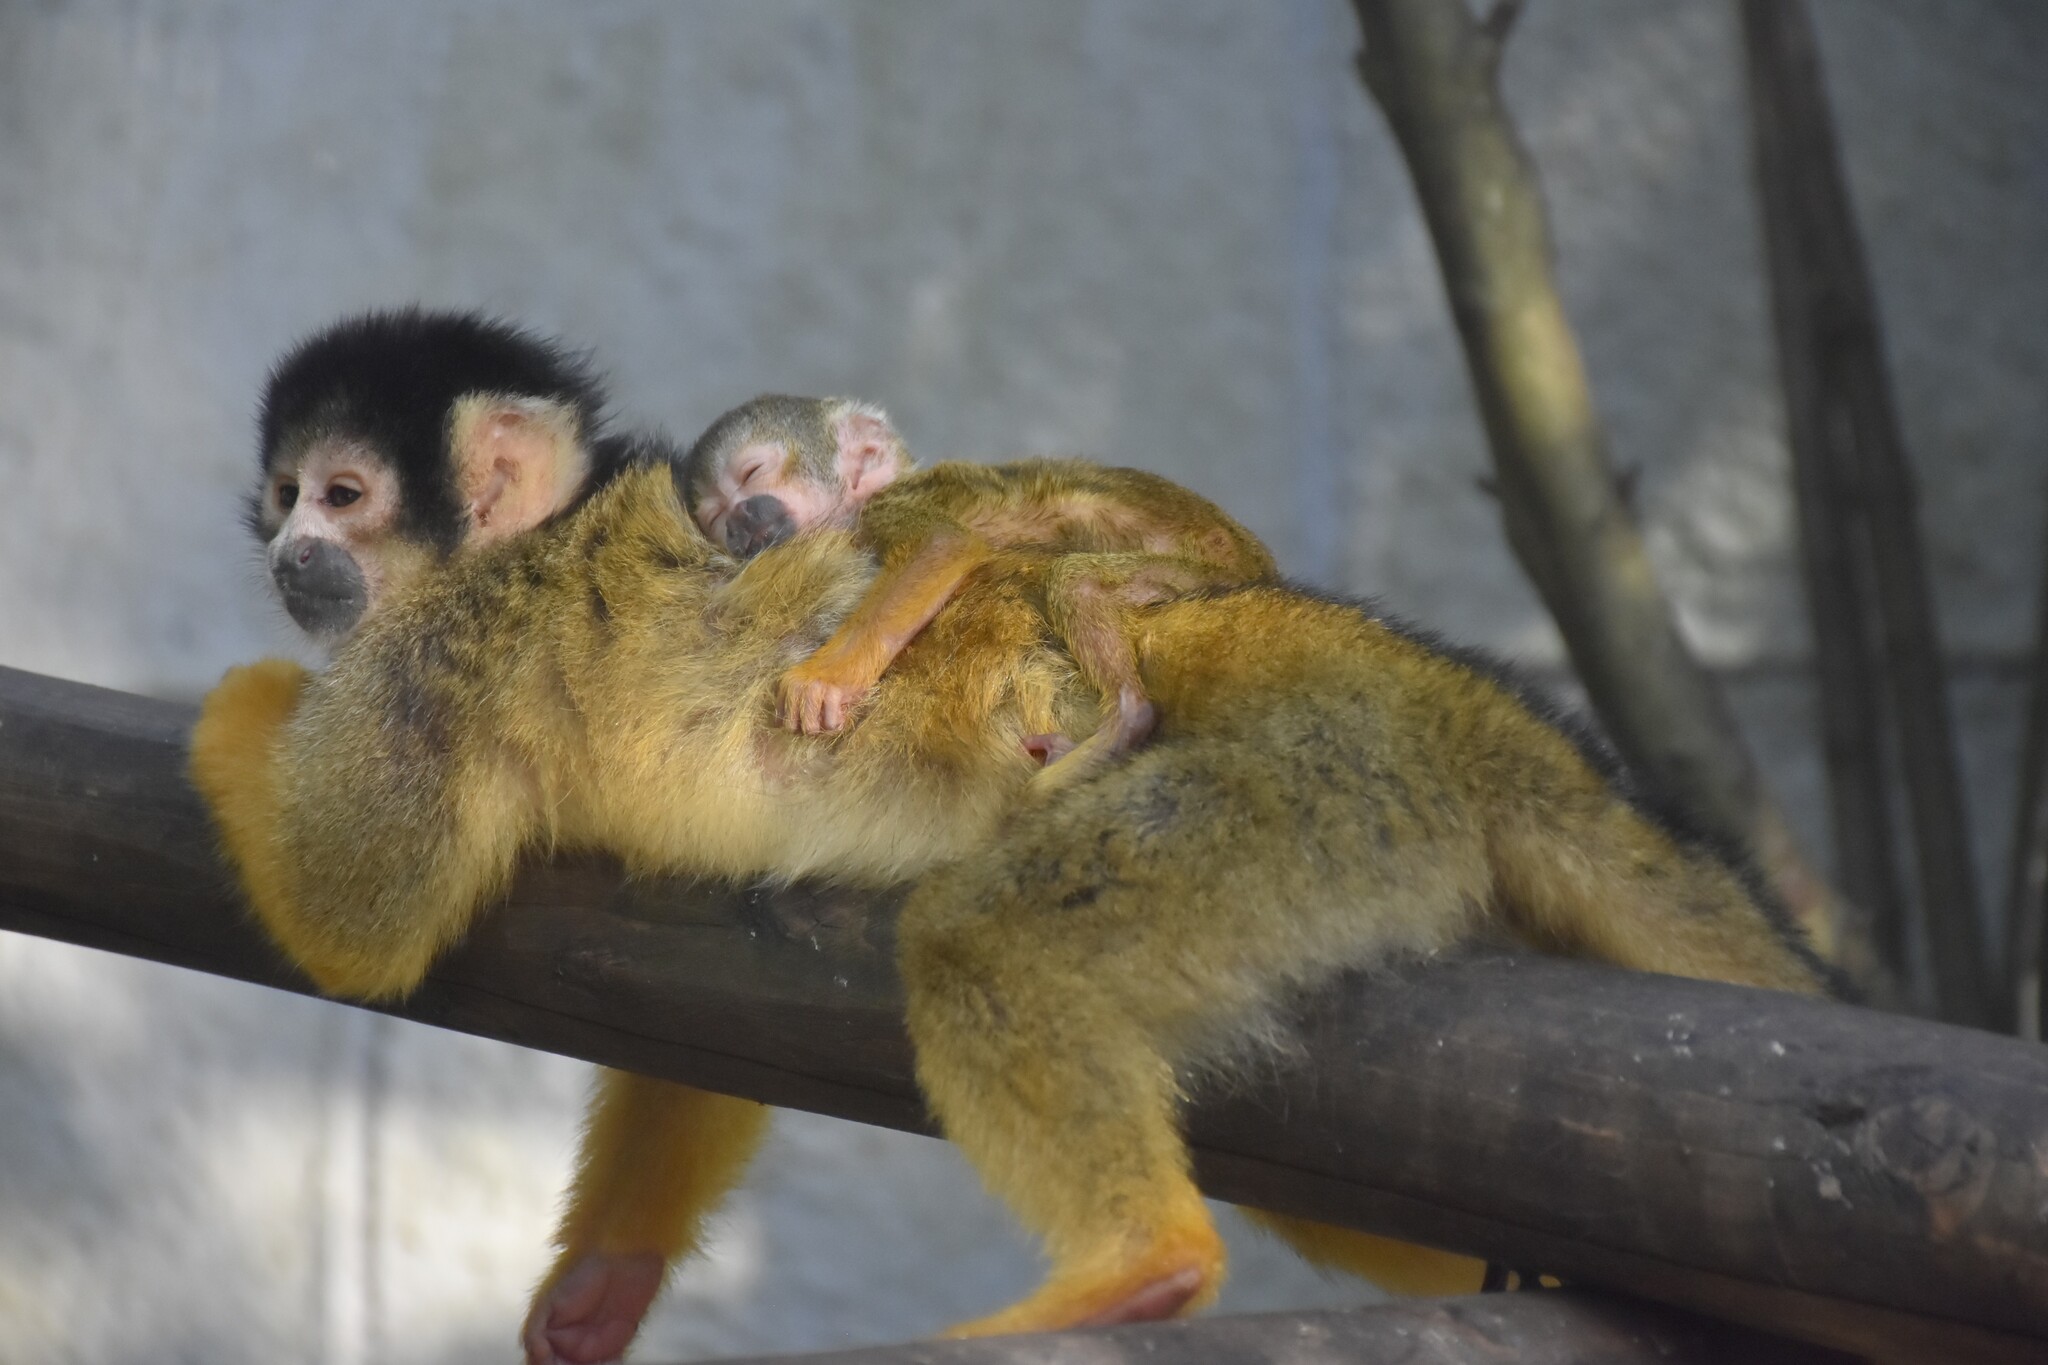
left=679, top=394, right=1275, bottom=782
left=190, top=311, right=1829, bottom=1361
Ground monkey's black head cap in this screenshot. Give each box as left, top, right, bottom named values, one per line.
left=257, top=308, right=610, bottom=552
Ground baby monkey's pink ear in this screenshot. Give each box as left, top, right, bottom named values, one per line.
left=831, top=404, right=910, bottom=500
left=451, top=394, right=592, bottom=544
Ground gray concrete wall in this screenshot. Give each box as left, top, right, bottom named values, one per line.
left=0, top=2, right=2041, bottom=1360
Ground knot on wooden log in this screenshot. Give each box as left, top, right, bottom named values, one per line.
left=1855, top=1097, right=1995, bottom=1237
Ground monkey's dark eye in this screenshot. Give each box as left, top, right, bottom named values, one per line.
left=327, top=484, right=362, bottom=509
left=278, top=482, right=299, bottom=511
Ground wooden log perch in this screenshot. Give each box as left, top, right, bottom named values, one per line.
left=2, top=664, right=2046, bottom=1363
left=691, top=1292, right=1852, bottom=1365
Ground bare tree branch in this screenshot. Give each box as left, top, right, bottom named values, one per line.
left=1476, top=0, right=1524, bottom=82
left=2005, top=518, right=2048, bottom=1039
left=1345, top=0, right=1857, bottom=978
left=1738, top=0, right=1909, bottom=1009
left=1739, top=0, right=1994, bottom=1028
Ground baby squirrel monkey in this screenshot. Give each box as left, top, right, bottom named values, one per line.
left=678, top=395, right=1275, bottom=776
left=193, top=311, right=1833, bottom=1362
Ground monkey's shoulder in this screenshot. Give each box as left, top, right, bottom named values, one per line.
left=317, top=469, right=698, bottom=692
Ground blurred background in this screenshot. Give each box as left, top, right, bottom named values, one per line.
left=0, top=1, right=2042, bottom=1361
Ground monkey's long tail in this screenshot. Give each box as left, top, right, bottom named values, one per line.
left=1486, top=801, right=1830, bottom=997
left=1240, top=1209, right=1486, bottom=1296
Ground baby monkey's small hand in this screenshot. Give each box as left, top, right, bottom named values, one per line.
left=775, top=661, right=870, bottom=734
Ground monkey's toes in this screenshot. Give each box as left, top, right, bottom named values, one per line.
left=523, top=1251, right=664, bottom=1365
left=1110, top=688, right=1158, bottom=752
left=1074, top=1265, right=1208, bottom=1327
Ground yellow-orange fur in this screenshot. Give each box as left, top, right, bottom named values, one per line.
left=540, top=1076, right=769, bottom=1299
left=190, top=459, right=1826, bottom=1342
left=192, top=465, right=1064, bottom=1000
left=780, top=456, right=1276, bottom=748
left=1242, top=1213, right=1486, bottom=1297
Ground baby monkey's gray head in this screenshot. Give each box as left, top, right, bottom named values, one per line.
left=679, top=395, right=911, bottom=558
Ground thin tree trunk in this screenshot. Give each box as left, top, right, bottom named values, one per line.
left=1346, top=0, right=1860, bottom=981
left=1739, top=0, right=1909, bottom=1007
left=2005, top=523, right=2048, bottom=1039
left=1739, top=0, right=1994, bottom=1028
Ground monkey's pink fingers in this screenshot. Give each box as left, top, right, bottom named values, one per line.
left=799, top=683, right=831, bottom=734
left=783, top=678, right=868, bottom=735
left=523, top=1252, right=664, bottom=1365
left=774, top=676, right=821, bottom=733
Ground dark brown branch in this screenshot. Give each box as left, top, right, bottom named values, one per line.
left=1475, top=0, right=1523, bottom=81
left=691, top=1291, right=1850, bottom=1365
left=1344, top=0, right=1855, bottom=976
left=2, top=665, right=2046, bottom=1362
left=2006, top=518, right=2048, bottom=1039
left=1738, top=0, right=1910, bottom=1008
left=1738, top=0, right=1993, bottom=1029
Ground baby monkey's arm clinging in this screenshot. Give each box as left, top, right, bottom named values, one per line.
left=776, top=523, right=992, bottom=733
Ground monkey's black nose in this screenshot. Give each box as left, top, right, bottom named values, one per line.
left=725, top=495, right=797, bottom=559
left=272, top=536, right=369, bottom=638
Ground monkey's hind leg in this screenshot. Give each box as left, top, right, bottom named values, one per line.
left=1023, top=685, right=1155, bottom=800
left=524, top=1073, right=771, bottom=1365
left=904, top=719, right=1491, bottom=1336
left=904, top=926, right=1225, bottom=1338
left=1025, top=554, right=1225, bottom=799
left=901, top=751, right=1333, bottom=1335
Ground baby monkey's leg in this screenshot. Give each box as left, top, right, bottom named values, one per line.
left=778, top=531, right=989, bottom=734
left=1028, top=553, right=1235, bottom=796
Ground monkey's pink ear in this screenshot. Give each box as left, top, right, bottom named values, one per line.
left=832, top=405, right=909, bottom=499
left=451, top=395, right=592, bottom=544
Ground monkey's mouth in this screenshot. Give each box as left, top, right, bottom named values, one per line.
left=280, top=586, right=367, bottom=639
